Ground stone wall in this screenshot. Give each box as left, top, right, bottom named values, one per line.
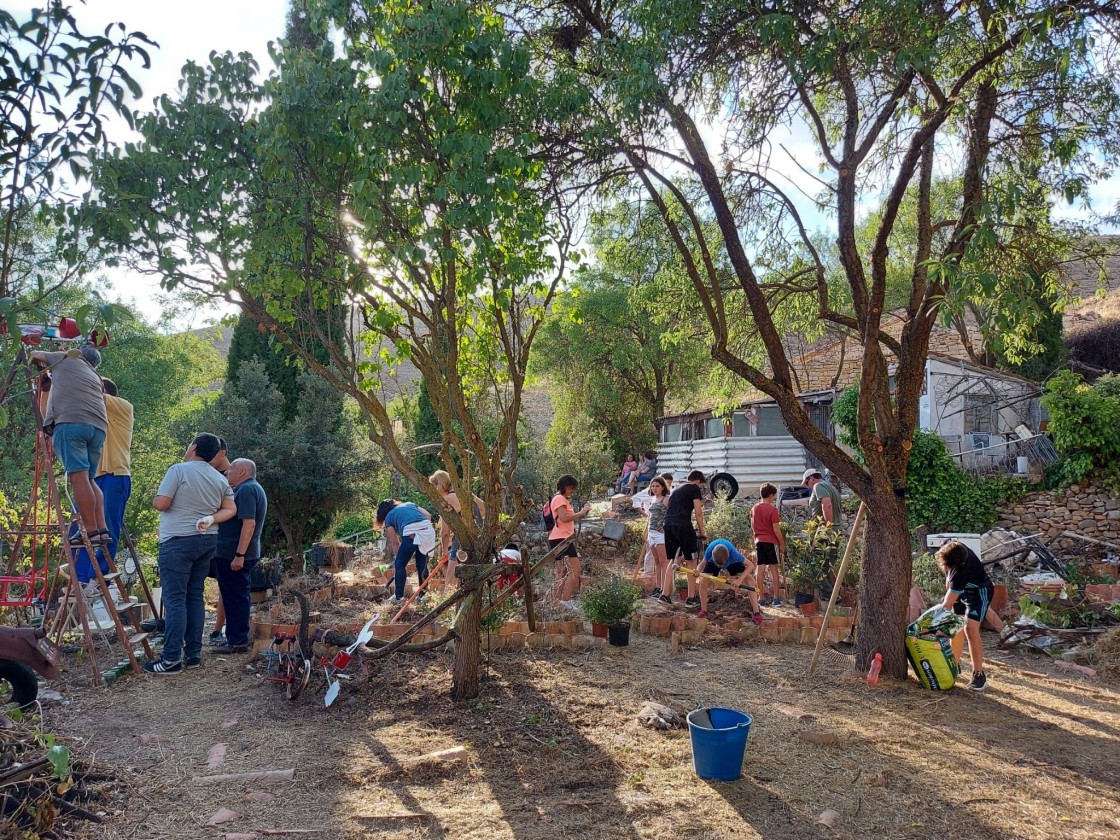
left=996, top=483, right=1120, bottom=550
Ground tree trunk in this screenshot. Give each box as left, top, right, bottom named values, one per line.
left=450, top=586, right=482, bottom=700
left=855, top=492, right=913, bottom=678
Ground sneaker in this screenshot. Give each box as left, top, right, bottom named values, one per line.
left=212, top=643, right=249, bottom=655
left=387, top=596, right=403, bottom=606
left=208, top=631, right=226, bottom=646
left=648, top=588, right=662, bottom=599
left=685, top=596, right=700, bottom=607
left=657, top=595, right=672, bottom=605
left=968, top=670, right=988, bottom=692
left=759, top=598, right=773, bottom=607
left=752, top=612, right=764, bottom=626
left=771, top=598, right=782, bottom=606
left=142, top=659, right=183, bottom=675
left=184, top=657, right=202, bottom=670
left=697, top=610, right=708, bottom=619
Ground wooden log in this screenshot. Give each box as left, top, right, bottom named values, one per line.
left=193, top=769, right=296, bottom=785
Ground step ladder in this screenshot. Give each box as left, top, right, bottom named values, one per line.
left=50, top=526, right=148, bottom=678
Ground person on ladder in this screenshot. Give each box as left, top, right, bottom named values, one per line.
left=31, top=344, right=112, bottom=552
left=70, top=377, right=133, bottom=584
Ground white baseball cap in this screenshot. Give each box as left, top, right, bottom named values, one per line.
left=802, top=468, right=823, bottom=484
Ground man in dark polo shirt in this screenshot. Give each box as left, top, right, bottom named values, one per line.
left=211, top=458, right=267, bottom=654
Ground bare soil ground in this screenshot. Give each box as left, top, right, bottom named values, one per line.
left=39, top=618, right=1120, bottom=840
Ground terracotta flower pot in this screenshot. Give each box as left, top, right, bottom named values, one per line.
left=991, top=584, right=1008, bottom=616
left=799, top=602, right=816, bottom=616
left=591, top=622, right=608, bottom=638
left=677, top=587, right=688, bottom=600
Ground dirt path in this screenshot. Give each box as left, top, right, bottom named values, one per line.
left=46, top=634, right=1120, bottom=840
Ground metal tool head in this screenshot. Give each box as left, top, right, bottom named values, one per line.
left=324, top=679, right=341, bottom=708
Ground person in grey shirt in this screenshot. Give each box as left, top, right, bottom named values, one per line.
left=145, top=433, right=236, bottom=674
left=31, top=345, right=110, bottom=547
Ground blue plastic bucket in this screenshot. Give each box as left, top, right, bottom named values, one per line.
left=687, top=707, right=752, bottom=781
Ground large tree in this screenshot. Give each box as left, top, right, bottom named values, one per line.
left=88, top=0, right=578, bottom=697
left=518, top=0, right=1120, bottom=674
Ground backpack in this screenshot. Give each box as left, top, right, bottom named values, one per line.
left=542, top=497, right=556, bottom=531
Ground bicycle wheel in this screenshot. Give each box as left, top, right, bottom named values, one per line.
left=287, top=658, right=311, bottom=701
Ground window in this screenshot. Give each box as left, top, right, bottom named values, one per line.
left=732, top=412, right=751, bottom=437
left=755, top=405, right=789, bottom=437
left=703, top=417, right=725, bottom=439
left=662, top=422, right=682, bottom=443
left=963, top=394, right=993, bottom=434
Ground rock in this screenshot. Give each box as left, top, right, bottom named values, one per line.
left=37, top=689, right=65, bottom=705
left=1079, top=519, right=1097, bottom=531
left=818, top=809, right=842, bottom=828
left=637, top=701, right=683, bottom=730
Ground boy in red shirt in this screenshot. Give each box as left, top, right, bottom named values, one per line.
left=751, top=483, right=785, bottom=606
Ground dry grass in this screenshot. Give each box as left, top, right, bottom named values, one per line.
left=41, top=624, right=1120, bottom=840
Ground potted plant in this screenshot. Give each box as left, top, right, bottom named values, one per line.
left=580, top=577, right=641, bottom=646
left=674, top=574, right=689, bottom=601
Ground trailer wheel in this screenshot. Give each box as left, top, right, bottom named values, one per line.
left=0, top=660, right=39, bottom=709
left=709, top=472, right=739, bottom=501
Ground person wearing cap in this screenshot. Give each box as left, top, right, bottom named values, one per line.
left=147, top=433, right=237, bottom=674
left=30, top=345, right=110, bottom=549
left=803, top=468, right=843, bottom=527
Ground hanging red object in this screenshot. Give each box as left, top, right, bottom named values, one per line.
left=57, top=317, right=80, bottom=339
left=88, top=328, right=109, bottom=348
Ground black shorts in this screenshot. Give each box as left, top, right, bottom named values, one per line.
left=702, top=560, right=746, bottom=576
left=548, top=538, right=578, bottom=559
left=664, top=521, right=699, bottom=563
left=957, top=584, right=993, bottom=622
left=756, top=542, right=779, bottom=565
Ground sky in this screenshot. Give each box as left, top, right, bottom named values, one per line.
left=12, top=2, right=1120, bottom=329
left=11, top=0, right=290, bottom=326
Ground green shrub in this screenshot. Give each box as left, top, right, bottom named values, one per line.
left=579, top=576, right=640, bottom=626
left=1042, top=370, right=1120, bottom=488
left=333, top=512, right=372, bottom=542
left=911, top=551, right=946, bottom=604
left=704, top=500, right=754, bottom=549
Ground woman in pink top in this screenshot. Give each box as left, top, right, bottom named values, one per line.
left=613, top=453, right=638, bottom=494
left=548, top=474, right=590, bottom=604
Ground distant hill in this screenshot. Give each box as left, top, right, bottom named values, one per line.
left=187, top=323, right=554, bottom=436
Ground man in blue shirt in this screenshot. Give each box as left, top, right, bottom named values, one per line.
left=698, top=538, right=761, bottom=623
left=211, top=458, right=267, bottom=654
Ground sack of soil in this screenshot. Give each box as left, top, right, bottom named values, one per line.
left=905, top=606, right=965, bottom=691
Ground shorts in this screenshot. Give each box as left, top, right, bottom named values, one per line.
left=208, top=558, right=219, bottom=579
left=548, top=537, right=578, bottom=559
left=664, top=521, right=699, bottom=563
left=702, top=560, right=746, bottom=576
left=756, top=542, right=779, bottom=565
left=647, top=529, right=665, bottom=547
left=957, top=585, right=993, bottom=623
left=52, top=423, right=106, bottom=478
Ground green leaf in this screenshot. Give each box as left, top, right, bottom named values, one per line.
left=47, top=744, right=70, bottom=778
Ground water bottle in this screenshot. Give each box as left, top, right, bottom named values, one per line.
left=866, top=652, right=882, bottom=686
